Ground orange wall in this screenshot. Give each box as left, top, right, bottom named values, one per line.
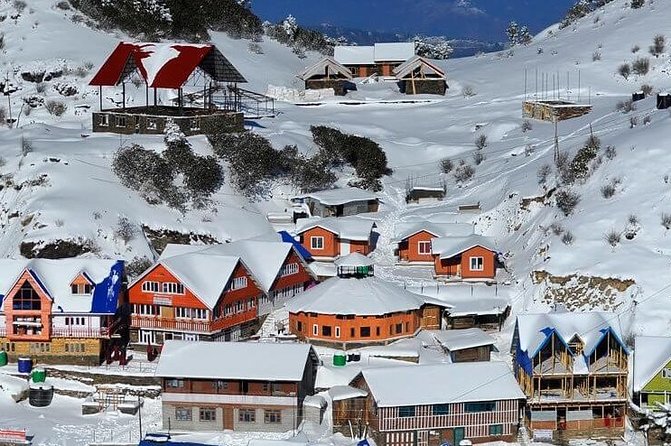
left=299, top=228, right=371, bottom=258
left=5, top=270, right=53, bottom=341
left=434, top=246, right=496, bottom=279
left=129, top=264, right=208, bottom=309
left=212, top=262, right=262, bottom=331
left=350, top=240, right=370, bottom=255
left=398, top=231, right=435, bottom=262
left=289, top=311, right=420, bottom=344
left=270, top=251, right=313, bottom=292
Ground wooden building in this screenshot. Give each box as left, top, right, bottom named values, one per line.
left=393, top=222, right=473, bottom=264
left=393, top=56, right=448, bottom=96
left=298, top=57, right=354, bottom=95
left=431, top=235, right=498, bottom=281
left=0, top=259, right=124, bottom=365
left=293, top=187, right=380, bottom=218
left=405, top=186, right=446, bottom=204
left=295, top=217, right=375, bottom=261
left=89, top=42, right=246, bottom=136
left=428, top=328, right=496, bottom=363
left=287, top=255, right=448, bottom=349
left=156, top=341, right=319, bottom=433
left=511, top=311, right=628, bottom=436
left=334, top=43, right=415, bottom=78
left=342, top=362, right=526, bottom=446
left=633, top=336, right=671, bottom=410
left=522, top=100, right=592, bottom=122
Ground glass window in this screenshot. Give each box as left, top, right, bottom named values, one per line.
left=418, top=241, right=432, bottom=254
left=335, top=326, right=341, bottom=338
left=469, top=256, right=484, bottom=271
left=398, top=406, right=415, bottom=417
left=322, top=326, right=332, bottom=337
left=360, top=327, right=371, bottom=337
left=310, top=236, right=324, bottom=250
left=99, top=114, right=109, bottom=126
left=166, top=379, right=184, bottom=388
left=489, top=424, right=503, bottom=436
left=141, top=281, right=160, bottom=293
left=264, top=409, right=282, bottom=424
left=116, top=115, right=127, bottom=127
left=199, top=408, right=216, bottom=422
left=312, top=324, right=318, bottom=336
left=464, top=401, right=496, bottom=413
left=175, top=407, right=191, bottom=421
left=239, top=409, right=256, bottom=422
left=433, top=404, right=449, bottom=415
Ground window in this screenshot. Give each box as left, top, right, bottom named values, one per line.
left=322, top=326, right=332, bottom=337
left=142, top=281, right=160, bottom=293
left=199, top=408, right=216, bottom=422
left=239, top=409, right=256, bottom=422
left=13, top=281, right=42, bottom=311
left=464, top=402, right=496, bottom=413
left=335, top=326, right=341, bottom=338
left=433, top=404, right=449, bottom=416
left=162, top=282, right=185, bottom=295
left=360, top=327, right=371, bottom=338
left=230, top=277, right=248, bottom=290
left=489, top=424, right=503, bottom=436
left=280, top=263, right=299, bottom=277
left=115, top=115, right=127, bottom=127
left=166, top=379, right=184, bottom=388
left=71, top=283, right=93, bottom=295
left=175, top=307, right=208, bottom=319
left=395, top=323, right=403, bottom=334
left=147, top=118, right=158, bottom=130
left=99, top=114, right=109, bottom=127
left=312, top=324, right=318, bottom=336
left=215, top=380, right=228, bottom=390
left=398, top=406, right=416, bottom=417
left=264, top=410, right=282, bottom=424
left=134, top=304, right=159, bottom=316
left=175, top=407, right=192, bottom=421
left=418, top=241, right=432, bottom=255
left=663, top=368, right=671, bottom=379
left=297, top=321, right=303, bottom=332
left=469, top=256, right=484, bottom=271
left=350, top=328, right=355, bottom=337
left=310, top=236, right=324, bottom=250
left=376, top=327, right=380, bottom=336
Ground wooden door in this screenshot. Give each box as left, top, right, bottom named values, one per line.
left=223, top=406, right=234, bottom=430
left=161, top=306, right=174, bottom=320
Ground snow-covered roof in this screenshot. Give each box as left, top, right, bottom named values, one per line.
left=286, top=276, right=448, bottom=316
left=90, top=42, right=246, bottom=89
left=0, top=258, right=123, bottom=314
left=334, top=46, right=376, bottom=66
left=298, top=56, right=353, bottom=80
left=160, top=240, right=304, bottom=294
left=408, top=284, right=510, bottom=317
left=393, top=55, right=446, bottom=80
left=633, top=336, right=671, bottom=391
left=393, top=221, right=474, bottom=243
left=155, top=253, right=241, bottom=309
left=297, top=187, right=378, bottom=206
left=334, top=252, right=374, bottom=268
left=428, top=328, right=496, bottom=352
left=295, top=217, right=374, bottom=241
left=363, top=362, right=525, bottom=407
left=431, top=234, right=497, bottom=259
left=155, top=340, right=315, bottom=381
left=515, top=311, right=626, bottom=358
left=328, top=385, right=368, bottom=401
left=374, top=42, right=416, bottom=62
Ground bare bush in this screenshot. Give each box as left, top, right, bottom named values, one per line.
left=561, top=231, right=574, bottom=245
left=641, top=83, right=654, bottom=96
left=632, top=57, right=650, bottom=75
left=616, top=99, right=636, bottom=113
left=630, top=116, right=639, bottom=128
left=650, top=34, right=665, bottom=57
left=601, top=183, right=616, bottom=198
left=453, top=163, right=475, bottom=183
left=114, top=216, right=136, bottom=243
left=592, top=51, right=601, bottom=61
left=550, top=222, right=564, bottom=235
left=440, top=158, right=454, bottom=174
left=473, top=152, right=485, bottom=165
left=13, top=0, right=26, bottom=12
left=475, top=134, right=488, bottom=150
left=643, top=115, right=652, bottom=125
left=55, top=1, right=70, bottom=10
left=617, top=63, right=631, bottom=79
left=631, top=44, right=641, bottom=53
left=604, top=229, right=621, bottom=247
left=628, top=214, right=639, bottom=225
left=45, top=100, right=66, bottom=116
left=631, top=0, right=645, bottom=8
left=537, top=164, right=551, bottom=185
left=605, top=145, right=617, bottom=160
left=21, top=136, right=32, bottom=156
left=462, top=85, right=477, bottom=97
left=556, top=189, right=580, bottom=216
left=126, top=256, right=153, bottom=280
left=662, top=213, right=671, bottom=229
left=521, top=120, right=533, bottom=132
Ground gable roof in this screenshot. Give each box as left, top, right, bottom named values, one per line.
left=334, top=252, right=374, bottom=268
left=392, top=221, right=474, bottom=244
left=279, top=231, right=313, bottom=261
left=362, top=362, right=525, bottom=407
left=155, top=340, right=315, bottom=381
left=633, top=336, right=671, bottom=391
left=427, top=328, right=496, bottom=352
left=298, top=56, right=353, bottom=81
left=393, top=55, right=446, bottom=80
left=0, top=259, right=123, bottom=314
left=431, top=234, right=497, bottom=259
left=285, top=276, right=448, bottom=316
left=334, top=46, right=376, bottom=66
left=295, top=217, right=374, bottom=241
left=90, top=42, right=246, bottom=89
left=374, top=42, right=416, bottom=62
left=297, top=187, right=378, bottom=206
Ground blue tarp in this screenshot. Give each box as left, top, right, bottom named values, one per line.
left=279, top=231, right=312, bottom=261
left=90, top=260, right=124, bottom=313
left=139, top=433, right=210, bottom=446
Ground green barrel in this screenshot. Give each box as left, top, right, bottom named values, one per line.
left=31, top=368, right=47, bottom=383
left=333, top=352, right=346, bottom=367
left=0, top=350, right=7, bottom=367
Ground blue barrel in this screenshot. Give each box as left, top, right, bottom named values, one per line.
left=18, top=357, right=33, bottom=374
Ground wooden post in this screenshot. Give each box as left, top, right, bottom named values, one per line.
left=145, top=82, right=149, bottom=107
left=99, top=86, right=103, bottom=110
left=153, top=88, right=157, bottom=107
left=122, top=82, right=126, bottom=110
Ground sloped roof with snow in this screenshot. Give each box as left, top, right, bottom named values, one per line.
left=286, top=276, right=447, bottom=316
left=374, top=42, right=416, bottom=62
left=393, top=55, right=446, bottom=80
left=363, top=362, right=525, bottom=407
left=431, top=234, right=497, bottom=259
left=156, top=340, right=314, bottom=381
left=633, top=336, right=671, bottom=391
left=90, top=42, right=246, bottom=89
left=393, top=221, right=474, bottom=243
left=298, top=56, right=353, bottom=80
left=295, top=217, right=374, bottom=241
left=297, top=187, right=378, bottom=206
left=409, top=284, right=510, bottom=317
left=334, top=252, right=374, bottom=268
left=334, top=46, right=376, bottom=65
left=333, top=43, right=415, bottom=66
left=0, top=258, right=123, bottom=314
left=428, top=328, right=496, bottom=352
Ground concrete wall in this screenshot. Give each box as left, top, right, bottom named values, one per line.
left=162, top=403, right=298, bottom=433
left=92, top=110, right=244, bottom=136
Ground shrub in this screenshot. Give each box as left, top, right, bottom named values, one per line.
left=462, top=85, right=476, bottom=97
left=561, top=231, right=574, bottom=245
left=617, top=63, right=631, bottom=79
left=21, top=136, right=32, bottom=156
left=537, top=164, right=551, bottom=185
left=114, top=216, right=136, bottom=243
left=631, top=0, right=644, bottom=8
left=453, top=163, right=475, bottom=183
left=521, top=120, right=532, bottom=132
left=643, top=115, right=652, bottom=125
left=568, top=134, right=601, bottom=181
left=662, top=213, right=671, bottom=229
left=556, top=189, right=580, bottom=216
left=290, top=154, right=336, bottom=193
left=13, top=0, right=26, bottom=12
left=112, top=144, right=176, bottom=204
left=616, top=99, right=636, bottom=113
left=632, top=57, right=650, bottom=75
left=126, top=256, right=153, bottom=280
left=440, top=158, right=454, bottom=174
left=550, top=222, right=564, bottom=236
left=183, top=155, right=225, bottom=196
left=474, top=134, right=487, bottom=150
left=601, top=184, right=616, bottom=198
left=592, top=51, right=601, bottom=61
left=45, top=100, right=66, bottom=116
left=604, top=145, right=617, bottom=160
left=630, top=116, right=638, bottom=128
left=55, top=1, right=70, bottom=10
left=650, top=34, right=665, bottom=57
left=632, top=45, right=641, bottom=53
left=473, top=152, right=485, bottom=165
left=604, top=229, right=621, bottom=247
left=0, top=106, right=5, bottom=125
left=641, top=83, right=654, bottom=96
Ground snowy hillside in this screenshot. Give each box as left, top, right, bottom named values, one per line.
left=1, top=0, right=670, bottom=339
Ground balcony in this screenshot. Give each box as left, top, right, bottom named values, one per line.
left=132, top=315, right=213, bottom=333
left=52, top=327, right=110, bottom=338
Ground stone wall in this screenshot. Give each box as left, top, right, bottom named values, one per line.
left=400, top=79, right=447, bottom=95
left=92, top=109, right=244, bottom=136
left=0, top=337, right=104, bottom=366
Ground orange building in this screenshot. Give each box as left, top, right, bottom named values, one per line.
left=287, top=254, right=448, bottom=349
left=296, top=217, right=375, bottom=261
left=431, top=235, right=498, bottom=281
left=393, top=222, right=474, bottom=264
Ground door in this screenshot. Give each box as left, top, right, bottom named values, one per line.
left=453, top=427, right=465, bottom=446
left=139, top=330, right=154, bottom=345
left=340, top=239, right=350, bottom=255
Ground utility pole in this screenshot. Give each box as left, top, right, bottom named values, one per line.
left=138, top=395, right=143, bottom=440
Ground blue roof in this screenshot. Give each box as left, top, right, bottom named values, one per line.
left=279, top=231, right=312, bottom=261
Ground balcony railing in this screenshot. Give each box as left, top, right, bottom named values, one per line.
left=52, top=327, right=110, bottom=338
left=132, top=315, right=213, bottom=333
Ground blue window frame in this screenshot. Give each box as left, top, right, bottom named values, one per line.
left=464, top=401, right=496, bottom=413
left=489, top=424, right=503, bottom=436
left=432, top=404, right=449, bottom=415
left=398, top=406, right=416, bottom=417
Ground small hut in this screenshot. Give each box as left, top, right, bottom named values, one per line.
left=298, top=57, right=354, bottom=96
left=393, top=56, right=448, bottom=95
left=522, top=100, right=592, bottom=122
